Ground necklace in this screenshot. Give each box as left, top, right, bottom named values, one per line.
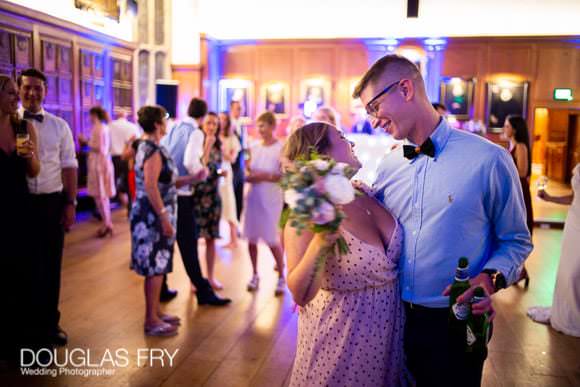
left=348, top=200, right=372, bottom=217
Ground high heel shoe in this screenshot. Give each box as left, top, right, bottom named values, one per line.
left=97, top=226, right=113, bottom=238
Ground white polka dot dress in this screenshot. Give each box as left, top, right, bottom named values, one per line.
left=290, top=221, right=408, bottom=387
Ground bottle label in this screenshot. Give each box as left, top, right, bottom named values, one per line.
left=466, top=325, right=476, bottom=346
left=452, top=302, right=469, bottom=320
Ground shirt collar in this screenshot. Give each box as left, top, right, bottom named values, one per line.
left=403, top=117, right=451, bottom=162
left=182, top=116, right=199, bottom=129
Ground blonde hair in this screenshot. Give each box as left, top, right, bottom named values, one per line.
left=314, top=106, right=338, bottom=127
left=257, top=111, right=276, bottom=127
left=287, top=115, right=306, bottom=135
left=283, top=122, right=333, bottom=162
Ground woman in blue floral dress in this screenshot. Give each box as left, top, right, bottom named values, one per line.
left=130, top=105, right=202, bottom=337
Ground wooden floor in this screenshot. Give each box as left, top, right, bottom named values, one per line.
left=1, top=210, right=579, bottom=387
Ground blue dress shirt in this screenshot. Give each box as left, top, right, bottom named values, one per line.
left=373, top=119, right=533, bottom=308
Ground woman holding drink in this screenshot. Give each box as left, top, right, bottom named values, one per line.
left=0, top=74, right=40, bottom=362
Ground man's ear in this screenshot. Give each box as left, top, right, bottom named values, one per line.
left=399, top=79, right=415, bottom=101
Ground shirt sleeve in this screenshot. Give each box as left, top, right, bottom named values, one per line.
left=483, top=149, right=533, bottom=284
left=183, top=129, right=204, bottom=174
left=60, top=120, right=79, bottom=169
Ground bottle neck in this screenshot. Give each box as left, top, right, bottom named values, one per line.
left=455, top=267, right=469, bottom=282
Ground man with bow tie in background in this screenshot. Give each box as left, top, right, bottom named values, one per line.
left=353, top=55, right=532, bottom=386
left=18, top=68, right=78, bottom=349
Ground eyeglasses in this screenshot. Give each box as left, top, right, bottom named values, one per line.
left=365, top=80, right=401, bottom=117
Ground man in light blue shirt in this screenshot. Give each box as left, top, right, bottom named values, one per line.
left=353, top=55, right=532, bottom=386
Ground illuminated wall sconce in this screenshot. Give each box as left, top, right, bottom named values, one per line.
left=218, top=79, right=253, bottom=121
left=423, top=37, right=447, bottom=51
left=260, top=82, right=290, bottom=117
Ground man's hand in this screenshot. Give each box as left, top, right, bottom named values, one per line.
left=443, top=272, right=496, bottom=320
left=62, top=203, right=76, bottom=232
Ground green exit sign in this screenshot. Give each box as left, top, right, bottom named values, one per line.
left=554, top=88, right=573, bottom=101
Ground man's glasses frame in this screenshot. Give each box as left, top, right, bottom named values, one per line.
left=364, top=80, right=401, bottom=117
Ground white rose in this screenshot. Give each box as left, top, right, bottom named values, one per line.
left=330, top=162, right=348, bottom=175
left=284, top=189, right=304, bottom=209
left=324, top=174, right=355, bottom=204
left=311, top=159, right=330, bottom=172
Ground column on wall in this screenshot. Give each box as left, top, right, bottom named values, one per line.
left=423, top=38, right=447, bottom=103
left=170, top=0, right=202, bottom=120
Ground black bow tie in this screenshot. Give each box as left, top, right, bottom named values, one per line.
left=403, top=138, right=435, bottom=160
left=23, top=111, right=44, bottom=123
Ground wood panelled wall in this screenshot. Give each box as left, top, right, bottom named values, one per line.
left=213, top=37, right=580, bottom=135
left=0, top=0, right=136, bottom=142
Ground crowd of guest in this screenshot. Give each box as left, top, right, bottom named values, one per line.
left=1, top=62, right=577, bottom=376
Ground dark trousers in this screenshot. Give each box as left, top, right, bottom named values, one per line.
left=29, top=193, right=66, bottom=340
left=232, top=154, right=245, bottom=221
left=112, top=155, right=132, bottom=214
left=175, top=196, right=208, bottom=290
left=404, top=303, right=488, bottom=387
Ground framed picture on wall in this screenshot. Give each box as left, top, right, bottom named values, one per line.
left=42, top=41, right=56, bottom=73
left=299, top=78, right=331, bottom=118
left=439, top=77, right=475, bottom=119
left=218, top=79, right=253, bottom=120
left=260, top=82, right=289, bottom=117
left=15, top=35, right=31, bottom=69
left=485, top=80, right=529, bottom=131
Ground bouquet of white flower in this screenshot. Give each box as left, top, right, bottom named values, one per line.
left=280, top=153, right=357, bottom=260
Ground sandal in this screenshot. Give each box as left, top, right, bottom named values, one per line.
left=159, top=314, right=181, bottom=325
left=144, top=322, right=178, bottom=336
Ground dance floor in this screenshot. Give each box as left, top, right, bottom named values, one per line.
left=1, top=210, right=579, bottom=387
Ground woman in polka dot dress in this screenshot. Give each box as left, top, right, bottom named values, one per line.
left=283, top=122, right=409, bottom=387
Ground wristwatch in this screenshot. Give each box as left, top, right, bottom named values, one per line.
left=482, top=268, right=507, bottom=291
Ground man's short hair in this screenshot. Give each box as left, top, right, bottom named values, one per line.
left=17, top=68, right=47, bottom=87
left=352, top=55, right=421, bottom=99
left=230, top=100, right=240, bottom=108
left=432, top=103, right=447, bottom=112
left=187, top=98, right=208, bottom=119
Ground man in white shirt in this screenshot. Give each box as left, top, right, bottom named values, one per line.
left=161, top=98, right=231, bottom=306
left=18, top=68, right=78, bottom=347
left=230, top=100, right=246, bottom=221
left=109, top=109, right=140, bottom=214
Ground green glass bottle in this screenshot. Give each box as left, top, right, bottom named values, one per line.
left=449, top=257, right=471, bottom=321
left=449, top=257, right=471, bottom=352
left=467, top=287, right=490, bottom=355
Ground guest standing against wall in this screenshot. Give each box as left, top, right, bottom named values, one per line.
left=503, top=115, right=533, bottom=287
left=87, top=106, right=116, bottom=237
left=109, top=109, right=140, bottom=215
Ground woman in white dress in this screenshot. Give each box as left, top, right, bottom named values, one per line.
left=242, top=112, right=286, bottom=296
left=528, top=163, right=580, bottom=337
left=218, top=112, right=241, bottom=248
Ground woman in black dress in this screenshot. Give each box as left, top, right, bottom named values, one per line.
left=503, top=114, right=532, bottom=287
left=193, top=112, right=224, bottom=290
left=0, top=75, right=40, bottom=361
